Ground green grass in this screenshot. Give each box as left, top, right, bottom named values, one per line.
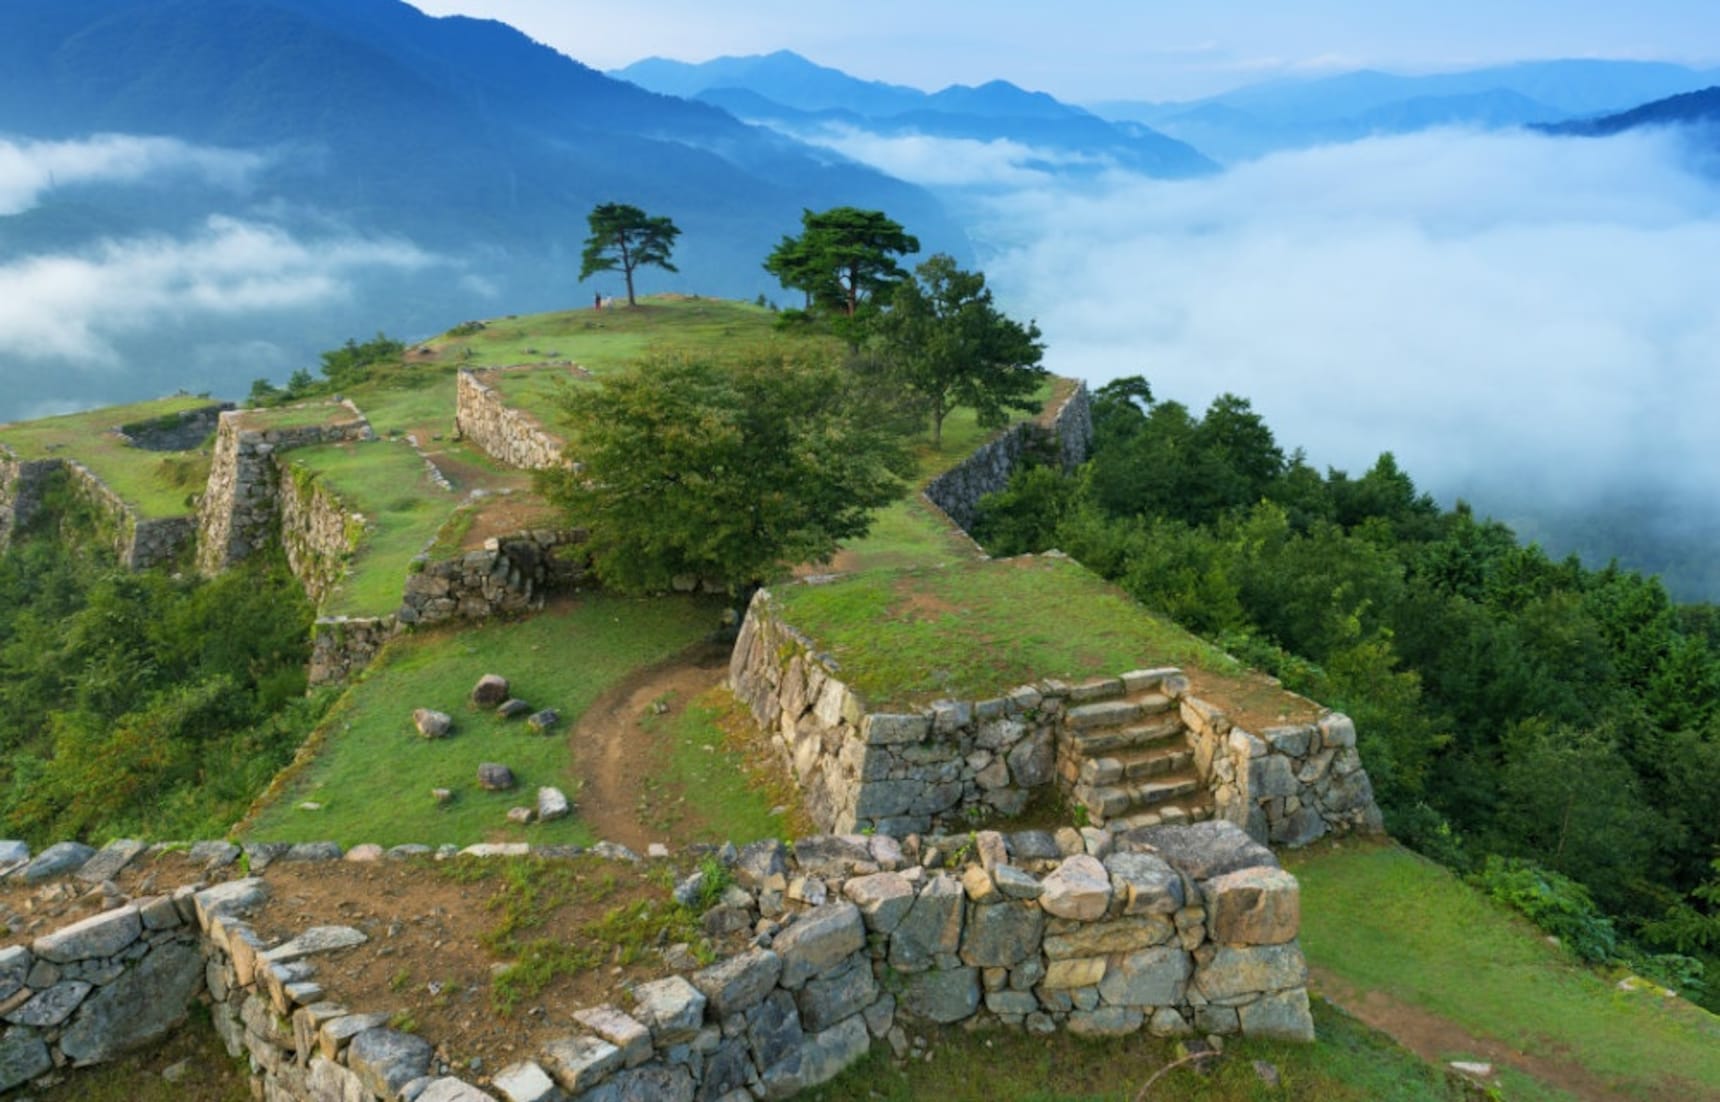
left=811, top=997, right=1466, bottom=1101
left=237, top=400, right=364, bottom=431
left=241, top=594, right=723, bottom=846
left=828, top=496, right=980, bottom=575
left=644, top=688, right=797, bottom=845
left=349, top=368, right=460, bottom=438
left=776, top=555, right=1240, bottom=707
left=1288, top=842, right=1720, bottom=1101
left=430, top=297, right=813, bottom=377
left=478, top=364, right=586, bottom=432
left=0, top=395, right=217, bottom=518
left=287, top=440, right=456, bottom=617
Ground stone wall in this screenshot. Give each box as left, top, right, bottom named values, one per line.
left=308, top=616, right=405, bottom=687
left=923, top=381, right=1093, bottom=531
left=729, top=588, right=1384, bottom=847
left=399, top=529, right=591, bottom=627
left=196, top=404, right=376, bottom=576
left=278, top=457, right=364, bottom=607
left=0, top=820, right=1312, bottom=1098
left=117, top=403, right=230, bottom=452
left=0, top=455, right=65, bottom=550
left=1182, top=701, right=1385, bottom=847
left=454, top=370, right=566, bottom=471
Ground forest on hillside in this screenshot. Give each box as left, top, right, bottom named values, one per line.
left=975, top=378, right=1720, bottom=1008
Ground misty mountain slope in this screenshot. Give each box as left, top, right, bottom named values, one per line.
left=1538, top=85, right=1720, bottom=136
left=1094, top=59, right=1720, bottom=160
left=615, top=50, right=1216, bottom=180
left=0, top=0, right=967, bottom=419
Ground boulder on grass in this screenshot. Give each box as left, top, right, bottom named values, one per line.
left=477, top=763, right=516, bottom=792
left=537, top=787, right=571, bottom=822
left=527, top=709, right=561, bottom=735
left=413, top=709, right=453, bottom=739
left=471, top=675, right=510, bottom=708
left=497, top=699, right=533, bottom=719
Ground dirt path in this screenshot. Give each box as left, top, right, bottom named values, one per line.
left=566, top=643, right=732, bottom=851
left=1310, top=966, right=1713, bottom=1102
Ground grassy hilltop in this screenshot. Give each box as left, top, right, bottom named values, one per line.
left=0, top=296, right=1715, bottom=1101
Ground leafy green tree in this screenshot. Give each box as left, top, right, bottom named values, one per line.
left=579, top=202, right=681, bottom=307
left=320, top=333, right=404, bottom=389
left=541, top=351, right=912, bottom=594
left=764, top=207, right=919, bottom=318
left=871, top=254, right=1045, bottom=448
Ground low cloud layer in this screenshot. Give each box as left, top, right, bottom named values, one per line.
left=793, top=124, right=1104, bottom=189
left=0, top=134, right=262, bottom=215
left=0, top=215, right=434, bottom=369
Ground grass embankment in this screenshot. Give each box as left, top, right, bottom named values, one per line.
left=241, top=595, right=726, bottom=846
left=286, top=440, right=454, bottom=618
left=777, top=555, right=1245, bottom=708
left=1290, top=841, right=1720, bottom=1102
left=813, top=998, right=1467, bottom=1101
left=0, top=395, right=215, bottom=518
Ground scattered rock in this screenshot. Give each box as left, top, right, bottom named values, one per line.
left=471, top=674, right=510, bottom=707
left=506, top=807, right=535, bottom=825
left=536, top=787, right=571, bottom=822
left=1450, top=1061, right=1494, bottom=1078
left=22, top=842, right=95, bottom=883
left=497, top=699, right=533, bottom=719
left=477, top=763, right=516, bottom=791
left=432, top=788, right=455, bottom=805
left=413, top=709, right=454, bottom=739
left=526, top=709, right=560, bottom=734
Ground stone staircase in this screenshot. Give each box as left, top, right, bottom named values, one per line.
left=1059, top=673, right=1214, bottom=829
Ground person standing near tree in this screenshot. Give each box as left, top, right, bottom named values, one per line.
left=579, top=202, right=681, bottom=307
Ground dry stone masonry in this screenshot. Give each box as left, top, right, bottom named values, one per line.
left=454, top=369, right=568, bottom=471
left=922, top=382, right=1092, bottom=531
left=0, top=820, right=1312, bottom=1099
left=729, top=587, right=1384, bottom=846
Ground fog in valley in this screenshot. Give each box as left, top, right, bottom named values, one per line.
left=809, top=123, right=1720, bottom=598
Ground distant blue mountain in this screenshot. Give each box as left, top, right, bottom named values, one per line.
left=613, top=51, right=1216, bottom=181
left=1537, top=86, right=1720, bottom=136
left=1093, top=59, right=1720, bottom=161
left=0, top=0, right=967, bottom=415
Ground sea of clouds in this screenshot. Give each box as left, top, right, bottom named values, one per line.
left=802, top=121, right=1720, bottom=591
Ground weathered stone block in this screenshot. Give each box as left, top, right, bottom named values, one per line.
left=572, top=1005, right=653, bottom=1068
left=691, top=949, right=781, bottom=1019
left=1239, top=986, right=1316, bottom=1041
left=1104, top=852, right=1185, bottom=915
left=33, top=905, right=141, bottom=964
left=775, top=903, right=866, bottom=989
left=1042, top=957, right=1106, bottom=989
left=1194, top=942, right=1309, bottom=1001
left=346, top=1028, right=432, bottom=1099
left=888, top=874, right=964, bottom=972
left=633, top=975, right=707, bottom=1043
left=862, top=714, right=929, bottom=746
left=1043, top=916, right=1174, bottom=958
left=795, top=954, right=878, bottom=1031
left=900, top=967, right=980, bottom=1024
left=59, top=939, right=203, bottom=1062
left=960, top=901, right=1045, bottom=968
left=1206, top=866, right=1300, bottom=946
left=1068, top=1005, right=1143, bottom=1037
left=1097, top=946, right=1192, bottom=1007
left=541, top=1034, right=623, bottom=1093
left=1040, top=855, right=1111, bottom=920
left=1116, top=821, right=1275, bottom=880
left=842, top=872, right=915, bottom=934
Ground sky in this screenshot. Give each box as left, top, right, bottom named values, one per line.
left=404, top=0, right=1720, bottom=101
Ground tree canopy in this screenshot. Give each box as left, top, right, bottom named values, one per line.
left=541, top=351, right=913, bottom=594
left=871, top=253, right=1046, bottom=448
left=579, top=202, right=681, bottom=307
left=764, top=207, right=919, bottom=318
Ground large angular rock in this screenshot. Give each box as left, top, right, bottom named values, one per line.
left=471, top=674, right=510, bottom=707
left=733, top=839, right=789, bottom=891
left=1194, top=942, right=1309, bottom=1001
left=346, top=1029, right=433, bottom=1099
left=1068, top=1005, right=1144, bottom=1037
left=691, top=948, right=781, bottom=1018
left=795, top=955, right=878, bottom=1032
left=259, top=925, right=368, bottom=964
left=631, top=975, right=706, bottom=1043
left=758, top=1015, right=870, bottom=1100
left=888, top=873, right=964, bottom=971
left=306, top=1056, right=368, bottom=1101
left=1040, top=855, right=1111, bottom=920
left=477, top=762, right=516, bottom=791
left=899, top=967, right=980, bottom=1024
left=536, top=787, right=571, bottom=822
left=571, top=1006, right=652, bottom=1068
left=701, top=1036, right=754, bottom=1100
left=59, top=940, right=205, bottom=1063
left=413, top=708, right=454, bottom=739
left=417, top=1079, right=497, bottom=1102
left=194, top=878, right=268, bottom=930
left=5, top=981, right=91, bottom=1027
left=774, top=902, right=866, bottom=988
left=540, top=1034, right=622, bottom=1093
left=33, top=905, right=141, bottom=963
left=792, top=836, right=873, bottom=878
left=842, top=872, right=916, bottom=934
left=582, top=1064, right=696, bottom=1101
left=0, top=1027, right=50, bottom=1092
left=960, top=901, right=1044, bottom=968
left=1238, top=987, right=1316, bottom=1042
left=21, top=841, right=94, bottom=883
left=1205, top=866, right=1300, bottom=945
left=1104, top=852, right=1185, bottom=916
left=492, top=1060, right=558, bottom=1102
left=1097, top=946, right=1192, bottom=1007
left=75, top=839, right=147, bottom=884
left=1118, top=821, right=1276, bottom=880
left=1007, top=729, right=1056, bottom=788
left=0, top=948, right=27, bottom=1003
left=1043, top=916, right=1174, bottom=958
left=745, top=989, right=804, bottom=1071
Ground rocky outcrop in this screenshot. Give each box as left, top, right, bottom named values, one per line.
left=454, top=370, right=566, bottom=471
left=923, top=381, right=1092, bottom=531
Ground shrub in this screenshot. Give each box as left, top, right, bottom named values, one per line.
left=1472, top=855, right=1617, bottom=963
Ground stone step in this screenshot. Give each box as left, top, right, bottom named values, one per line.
left=1077, top=745, right=1194, bottom=787
left=1115, top=798, right=1215, bottom=831
left=1070, top=716, right=1183, bottom=756
left=1065, top=694, right=1174, bottom=731
left=1075, top=770, right=1203, bottom=821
